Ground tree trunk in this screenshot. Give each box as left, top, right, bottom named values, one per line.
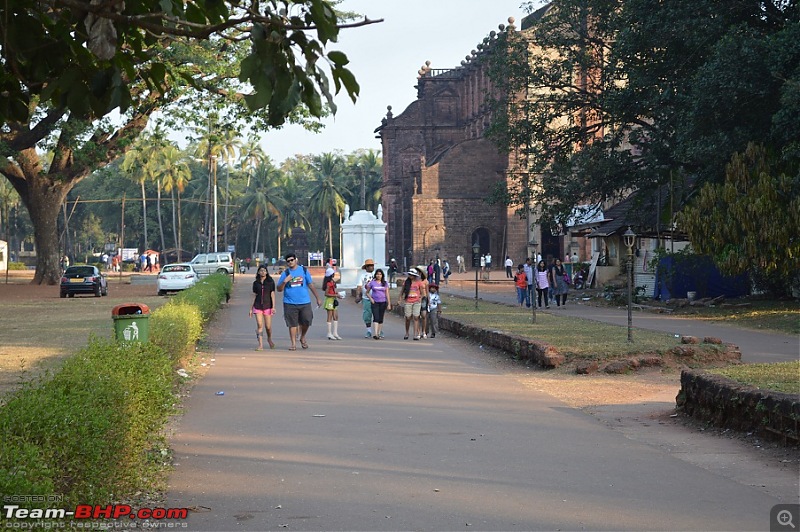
left=141, top=180, right=148, bottom=249
left=171, top=189, right=179, bottom=262
left=157, top=179, right=166, bottom=254
left=27, top=180, right=70, bottom=284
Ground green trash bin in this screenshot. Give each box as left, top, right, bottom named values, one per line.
left=112, top=303, right=150, bottom=343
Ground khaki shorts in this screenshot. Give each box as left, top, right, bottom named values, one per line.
left=404, top=301, right=421, bottom=318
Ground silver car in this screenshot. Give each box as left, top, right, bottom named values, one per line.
left=189, top=252, right=234, bottom=276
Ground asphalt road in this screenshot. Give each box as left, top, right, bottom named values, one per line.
left=166, top=278, right=795, bottom=531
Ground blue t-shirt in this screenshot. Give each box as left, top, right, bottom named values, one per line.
left=278, top=265, right=314, bottom=305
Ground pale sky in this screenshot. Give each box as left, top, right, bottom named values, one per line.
left=259, top=0, right=539, bottom=164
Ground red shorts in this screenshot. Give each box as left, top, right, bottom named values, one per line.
left=252, top=308, right=275, bottom=316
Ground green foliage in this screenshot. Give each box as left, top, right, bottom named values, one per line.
left=487, top=0, right=799, bottom=227
left=172, top=273, right=232, bottom=321
left=678, top=144, right=800, bottom=296
left=0, top=340, right=173, bottom=503
left=150, top=302, right=204, bottom=361
left=0, top=1, right=362, bottom=126
left=0, top=271, right=230, bottom=507
left=7, top=262, right=27, bottom=270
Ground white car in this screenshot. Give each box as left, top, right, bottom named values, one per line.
left=157, top=263, right=199, bottom=295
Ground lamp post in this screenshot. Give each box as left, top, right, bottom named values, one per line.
left=529, top=238, right=537, bottom=324
left=623, top=226, right=636, bottom=343
left=472, top=241, right=481, bottom=309
left=211, top=155, right=218, bottom=253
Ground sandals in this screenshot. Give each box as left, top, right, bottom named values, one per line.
left=288, top=346, right=297, bottom=351
left=300, top=340, right=309, bottom=349
left=268, top=340, right=275, bottom=349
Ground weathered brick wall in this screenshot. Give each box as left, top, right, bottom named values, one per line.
left=678, top=369, right=800, bottom=446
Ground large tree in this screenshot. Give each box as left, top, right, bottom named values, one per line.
left=490, top=0, right=799, bottom=227
left=0, top=0, right=372, bottom=283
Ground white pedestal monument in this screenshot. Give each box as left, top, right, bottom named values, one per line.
left=338, top=205, right=386, bottom=289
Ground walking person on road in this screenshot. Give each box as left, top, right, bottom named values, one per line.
left=515, top=264, right=530, bottom=307
left=401, top=270, right=425, bottom=340
left=322, top=267, right=343, bottom=340
left=550, top=258, right=569, bottom=307
left=277, top=253, right=322, bottom=350
left=426, top=284, right=441, bottom=338
left=250, top=265, right=276, bottom=350
left=535, top=259, right=550, bottom=309
left=355, top=258, right=376, bottom=338
left=366, top=268, right=391, bottom=339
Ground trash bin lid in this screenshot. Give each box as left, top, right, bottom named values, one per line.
left=112, top=302, right=151, bottom=316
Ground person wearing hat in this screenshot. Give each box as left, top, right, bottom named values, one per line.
left=355, top=258, right=376, bottom=338
left=400, top=269, right=427, bottom=340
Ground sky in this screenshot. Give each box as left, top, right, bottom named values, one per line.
left=258, top=0, right=539, bottom=164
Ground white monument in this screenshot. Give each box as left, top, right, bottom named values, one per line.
left=338, top=205, right=386, bottom=289
left=0, top=240, right=7, bottom=271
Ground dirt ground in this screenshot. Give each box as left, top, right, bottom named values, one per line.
left=0, top=272, right=160, bottom=395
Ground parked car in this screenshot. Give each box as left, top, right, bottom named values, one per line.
left=60, top=265, right=108, bottom=298
left=189, top=252, right=234, bottom=276
left=157, top=263, right=199, bottom=295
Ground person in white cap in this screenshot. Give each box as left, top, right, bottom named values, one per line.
left=322, top=267, right=343, bottom=340
left=355, top=258, right=376, bottom=338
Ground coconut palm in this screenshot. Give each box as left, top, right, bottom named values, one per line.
left=153, top=146, right=192, bottom=262
left=241, top=162, right=286, bottom=257
left=240, top=134, right=267, bottom=188
left=308, top=153, right=349, bottom=259
left=120, top=133, right=165, bottom=249
left=277, top=171, right=312, bottom=259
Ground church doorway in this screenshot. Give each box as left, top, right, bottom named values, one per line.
left=470, top=228, right=490, bottom=268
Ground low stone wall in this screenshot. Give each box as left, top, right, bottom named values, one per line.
left=389, top=306, right=564, bottom=368
left=678, top=369, right=800, bottom=446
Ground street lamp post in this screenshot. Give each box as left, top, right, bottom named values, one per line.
left=529, top=238, right=537, bottom=324
left=623, top=226, right=636, bottom=343
left=211, top=156, right=218, bottom=253
left=472, top=241, right=481, bottom=309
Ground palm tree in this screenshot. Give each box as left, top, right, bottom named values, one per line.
left=194, top=125, right=240, bottom=251
left=277, top=173, right=311, bottom=259
left=241, top=162, right=286, bottom=257
left=120, top=133, right=164, bottom=249
left=153, top=146, right=192, bottom=262
left=240, top=134, right=267, bottom=188
left=308, top=153, right=349, bottom=259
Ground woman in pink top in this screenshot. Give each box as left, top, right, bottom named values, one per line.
left=400, top=270, right=426, bottom=340
left=534, top=260, right=550, bottom=309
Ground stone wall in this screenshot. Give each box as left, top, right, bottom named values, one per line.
left=678, top=370, right=800, bottom=446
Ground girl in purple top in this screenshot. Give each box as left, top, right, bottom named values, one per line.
left=366, top=268, right=392, bottom=339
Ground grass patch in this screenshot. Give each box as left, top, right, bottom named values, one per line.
left=437, top=293, right=682, bottom=360
left=672, top=299, right=799, bottom=335
left=709, top=361, right=800, bottom=395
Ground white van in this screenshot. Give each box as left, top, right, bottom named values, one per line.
left=189, top=252, right=234, bottom=276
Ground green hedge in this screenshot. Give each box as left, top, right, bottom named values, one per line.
left=0, top=273, right=231, bottom=509
left=0, top=340, right=173, bottom=503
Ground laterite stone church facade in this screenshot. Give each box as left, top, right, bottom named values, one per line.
left=376, top=17, right=541, bottom=271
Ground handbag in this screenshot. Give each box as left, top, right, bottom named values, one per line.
left=333, top=298, right=339, bottom=308
left=563, top=273, right=571, bottom=284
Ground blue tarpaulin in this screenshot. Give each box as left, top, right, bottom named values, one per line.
left=654, top=256, right=749, bottom=300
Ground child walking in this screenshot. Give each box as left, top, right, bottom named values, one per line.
left=426, top=284, right=441, bottom=338
left=322, top=267, right=343, bottom=340
left=515, top=264, right=530, bottom=307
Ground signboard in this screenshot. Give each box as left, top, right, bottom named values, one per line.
left=120, top=248, right=138, bottom=261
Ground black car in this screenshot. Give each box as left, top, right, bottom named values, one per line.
left=60, top=265, right=108, bottom=298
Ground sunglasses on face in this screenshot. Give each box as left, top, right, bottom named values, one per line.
left=287, top=258, right=296, bottom=262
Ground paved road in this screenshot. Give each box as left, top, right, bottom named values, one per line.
left=441, top=274, right=799, bottom=364
left=166, top=278, right=795, bottom=531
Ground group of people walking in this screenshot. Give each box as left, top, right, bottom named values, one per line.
left=248, top=254, right=443, bottom=351
left=514, top=257, right=571, bottom=309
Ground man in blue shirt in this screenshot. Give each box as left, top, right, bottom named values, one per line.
left=277, top=253, right=322, bottom=350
